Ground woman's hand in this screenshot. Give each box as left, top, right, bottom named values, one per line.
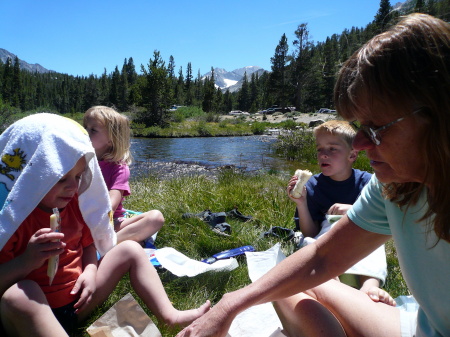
left=22, top=228, right=65, bottom=271
left=177, top=297, right=236, bottom=337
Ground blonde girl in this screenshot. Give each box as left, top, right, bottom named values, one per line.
left=83, top=106, right=164, bottom=244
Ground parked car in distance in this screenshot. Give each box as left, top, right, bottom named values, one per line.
left=229, top=110, right=250, bottom=115
left=316, top=108, right=336, bottom=114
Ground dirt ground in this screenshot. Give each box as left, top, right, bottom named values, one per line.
left=222, top=112, right=338, bottom=125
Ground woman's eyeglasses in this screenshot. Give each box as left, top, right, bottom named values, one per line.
left=350, top=109, right=422, bottom=146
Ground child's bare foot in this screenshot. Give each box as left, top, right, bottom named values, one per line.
left=366, top=287, right=396, bottom=306
left=167, top=300, right=211, bottom=327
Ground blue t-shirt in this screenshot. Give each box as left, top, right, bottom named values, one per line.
left=295, top=169, right=372, bottom=230
left=348, top=176, right=449, bottom=336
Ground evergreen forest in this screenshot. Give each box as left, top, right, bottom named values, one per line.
left=1, top=0, right=449, bottom=129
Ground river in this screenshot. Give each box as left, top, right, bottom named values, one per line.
left=130, top=135, right=315, bottom=178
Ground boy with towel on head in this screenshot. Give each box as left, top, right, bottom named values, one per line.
left=0, top=114, right=210, bottom=336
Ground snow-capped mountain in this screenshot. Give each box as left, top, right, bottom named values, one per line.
left=0, top=48, right=52, bottom=73
left=202, top=66, right=267, bottom=92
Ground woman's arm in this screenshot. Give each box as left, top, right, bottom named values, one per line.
left=177, top=216, right=390, bottom=337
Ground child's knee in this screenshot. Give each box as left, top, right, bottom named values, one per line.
left=116, top=240, right=144, bottom=256
left=1, top=280, right=45, bottom=315
left=146, top=210, right=164, bottom=226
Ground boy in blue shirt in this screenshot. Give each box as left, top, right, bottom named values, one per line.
left=287, top=120, right=381, bottom=292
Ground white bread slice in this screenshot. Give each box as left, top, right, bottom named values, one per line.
left=290, top=169, right=312, bottom=198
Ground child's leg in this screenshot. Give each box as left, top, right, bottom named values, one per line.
left=116, top=210, right=164, bottom=243
left=79, top=241, right=210, bottom=326
left=1, top=280, right=69, bottom=337
left=276, top=279, right=401, bottom=337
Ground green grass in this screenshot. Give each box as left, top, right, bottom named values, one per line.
left=75, top=168, right=408, bottom=336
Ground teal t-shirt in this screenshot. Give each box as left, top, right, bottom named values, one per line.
left=348, top=176, right=449, bottom=337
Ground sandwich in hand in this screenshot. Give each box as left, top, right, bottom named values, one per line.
left=290, top=169, right=312, bottom=199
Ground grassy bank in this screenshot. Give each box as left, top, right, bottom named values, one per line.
left=1, top=110, right=315, bottom=138
left=77, top=168, right=409, bottom=337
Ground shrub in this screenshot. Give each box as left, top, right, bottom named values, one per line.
left=251, top=122, right=266, bottom=135
left=274, top=129, right=316, bottom=162
left=279, top=119, right=298, bottom=130
left=196, top=121, right=212, bottom=136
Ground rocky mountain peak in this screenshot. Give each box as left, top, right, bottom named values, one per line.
left=0, top=48, right=52, bottom=73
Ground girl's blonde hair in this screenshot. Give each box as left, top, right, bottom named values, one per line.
left=83, top=106, right=133, bottom=165
left=334, top=14, right=450, bottom=242
left=313, top=120, right=356, bottom=148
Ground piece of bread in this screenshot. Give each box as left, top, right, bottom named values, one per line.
left=290, top=169, right=312, bottom=198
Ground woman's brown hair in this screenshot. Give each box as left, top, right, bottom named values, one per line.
left=334, top=13, right=450, bottom=242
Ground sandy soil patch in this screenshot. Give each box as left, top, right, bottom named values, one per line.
left=222, top=112, right=338, bottom=125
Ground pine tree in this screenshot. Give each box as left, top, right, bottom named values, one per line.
left=202, top=67, right=216, bottom=112
left=140, top=50, right=172, bottom=126
left=223, top=89, right=233, bottom=113
left=291, top=24, right=316, bottom=111
left=2, top=57, right=13, bottom=105
left=175, top=66, right=185, bottom=105
left=168, top=55, right=175, bottom=80
left=109, top=66, right=120, bottom=108
left=12, top=57, right=21, bottom=108
left=126, top=57, right=137, bottom=86
left=185, top=62, right=194, bottom=106
left=249, top=72, right=261, bottom=113
left=194, top=69, right=203, bottom=107
left=215, top=87, right=224, bottom=113
left=374, top=0, right=393, bottom=32
left=119, top=61, right=129, bottom=111
left=238, top=72, right=250, bottom=111
left=414, top=0, right=425, bottom=12
left=269, top=33, right=290, bottom=110
left=426, top=0, right=437, bottom=16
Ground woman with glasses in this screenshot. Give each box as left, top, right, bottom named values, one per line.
left=177, top=13, right=449, bottom=337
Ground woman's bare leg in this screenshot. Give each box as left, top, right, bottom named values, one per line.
left=1, top=280, right=68, bottom=337
left=304, top=279, right=401, bottom=337
left=79, top=241, right=210, bottom=326
left=274, top=292, right=346, bottom=337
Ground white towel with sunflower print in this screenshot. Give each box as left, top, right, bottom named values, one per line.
left=0, top=113, right=116, bottom=256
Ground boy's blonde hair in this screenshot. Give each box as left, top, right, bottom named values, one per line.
left=313, top=120, right=356, bottom=148
left=83, top=106, right=133, bottom=165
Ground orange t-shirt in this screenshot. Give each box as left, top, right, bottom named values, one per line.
left=0, top=196, right=94, bottom=308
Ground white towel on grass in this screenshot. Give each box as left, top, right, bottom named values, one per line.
left=301, top=215, right=387, bottom=285
left=0, top=113, right=116, bottom=256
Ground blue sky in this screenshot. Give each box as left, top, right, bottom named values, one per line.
left=2, top=0, right=382, bottom=77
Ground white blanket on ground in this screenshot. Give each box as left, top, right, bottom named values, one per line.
left=0, top=113, right=116, bottom=256
left=227, top=244, right=287, bottom=337
left=301, top=215, right=387, bottom=285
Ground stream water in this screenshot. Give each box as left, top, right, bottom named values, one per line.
left=130, top=135, right=315, bottom=176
